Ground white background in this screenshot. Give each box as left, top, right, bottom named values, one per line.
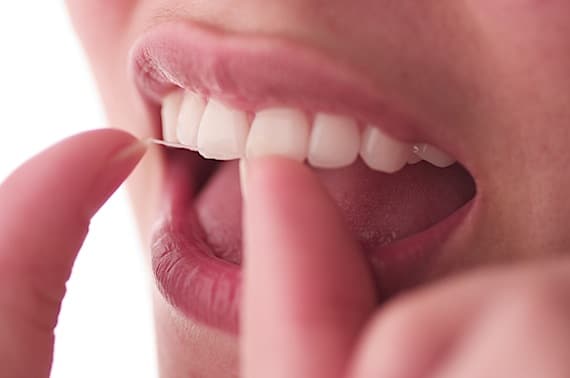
left=0, top=3, right=158, bottom=377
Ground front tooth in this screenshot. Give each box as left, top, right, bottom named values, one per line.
left=308, top=113, right=360, bottom=169
left=197, top=100, right=249, bottom=160
left=161, top=91, right=184, bottom=142
left=360, top=126, right=411, bottom=173
left=246, top=108, right=310, bottom=161
left=176, top=91, right=207, bottom=149
left=413, top=144, right=456, bottom=168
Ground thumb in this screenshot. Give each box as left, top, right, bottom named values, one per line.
left=0, top=129, right=146, bottom=378
left=241, top=157, right=377, bottom=378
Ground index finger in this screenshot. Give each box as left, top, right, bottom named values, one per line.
left=241, top=157, right=377, bottom=378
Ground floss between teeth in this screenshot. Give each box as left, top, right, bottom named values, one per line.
left=146, top=138, right=190, bottom=149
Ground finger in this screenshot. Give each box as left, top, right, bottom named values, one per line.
left=0, top=129, right=146, bottom=378
left=241, top=157, right=377, bottom=378
left=349, top=260, right=570, bottom=378
left=348, top=271, right=493, bottom=378
left=435, top=262, right=570, bottom=378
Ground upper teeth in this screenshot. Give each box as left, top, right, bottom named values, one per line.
left=198, top=99, right=250, bottom=160
left=161, top=90, right=456, bottom=173
left=247, top=108, right=310, bottom=162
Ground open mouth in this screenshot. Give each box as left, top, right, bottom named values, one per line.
left=131, top=21, right=476, bottom=334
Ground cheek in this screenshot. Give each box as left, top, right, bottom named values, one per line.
left=65, top=0, right=138, bottom=50
left=469, top=0, right=570, bottom=14
left=464, top=0, right=570, bottom=88
left=65, top=0, right=141, bottom=123
left=466, top=0, right=570, bottom=46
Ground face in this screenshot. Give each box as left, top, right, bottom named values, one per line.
left=66, top=1, right=570, bottom=376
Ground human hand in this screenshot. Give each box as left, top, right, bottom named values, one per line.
left=241, top=157, right=570, bottom=378
left=0, top=129, right=145, bottom=378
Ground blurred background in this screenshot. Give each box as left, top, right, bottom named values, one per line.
left=0, top=3, right=157, bottom=377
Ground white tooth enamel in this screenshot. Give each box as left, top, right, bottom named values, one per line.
left=176, top=91, right=207, bottom=149
left=413, top=144, right=456, bottom=168
left=163, top=91, right=456, bottom=171
left=197, top=100, right=249, bottom=160
left=408, top=153, right=422, bottom=164
left=308, top=113, right=360, bottom=169
left=246, top=108, right=310, bottom=161
left=360, top=126, right=411, bottom=173
left=161, top=91, right=184, bottom=142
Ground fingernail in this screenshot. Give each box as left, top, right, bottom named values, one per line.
left=110, top=138, right=148, bottom=164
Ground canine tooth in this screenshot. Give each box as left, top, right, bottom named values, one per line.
left=246, top=108, right=310, bottom=161
left=176, top=91, right=206, bottom=149
left=360, top=126, right=411, bottom=173
left=197, top=100, right=249, bottom=160
left=413, top=144, right=456, bottom=168
left=161, top=91, right=183, bottom=142
left=308, top=113, right=360, bottom=169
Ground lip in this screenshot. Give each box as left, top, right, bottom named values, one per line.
left=130, top=21, right=441, bottom=144
left=132, top=21, right=477, bottom=334
left=151, top=150, right=475, bottom=335
left=151, top=151, right=241, bottom=334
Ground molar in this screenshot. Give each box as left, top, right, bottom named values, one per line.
left=413, top=144, right=456, bottom=168
left=408, top=154, right=423, bottom=165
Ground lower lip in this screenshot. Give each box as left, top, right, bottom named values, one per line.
left=151, top=152, right=475, bottom=334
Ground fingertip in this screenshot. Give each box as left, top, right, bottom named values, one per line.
left=241, top=155, right=376, bottom=378
left=247, top=156, right=313, bottom=197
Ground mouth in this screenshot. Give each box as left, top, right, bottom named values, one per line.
left=130, top=21, right=477, bottom=335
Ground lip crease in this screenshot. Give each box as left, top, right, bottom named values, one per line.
left=132, top=20, right=476, bottom=334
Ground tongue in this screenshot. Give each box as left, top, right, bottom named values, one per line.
left=195, top=160, right=475, bottom=265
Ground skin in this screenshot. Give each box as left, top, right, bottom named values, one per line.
left=0, top=130, right=146, bottom=377
left=2, top=0, right=569, bottom=376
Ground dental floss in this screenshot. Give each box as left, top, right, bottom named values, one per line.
left=146, top=138, right=192, bottom=150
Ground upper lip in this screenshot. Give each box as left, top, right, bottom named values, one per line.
left=129, top=20, right=448, bottom=148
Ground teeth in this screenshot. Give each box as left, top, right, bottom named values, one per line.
left=360, top=126, right=411, bottom=173
left=161, top=91, right=456, bottom=172
left=197, top=100, right=250, bottom=160
left=161, top=91, right=184, bottom=142
left=308, top=113, right=360, bottom=169
left=408, top=153, right=423, bottom=165
left=176, top=91, right=207, bottom=150
left=246, top=108, right=310, bottom=161
left=413, top=144, right=456, bottom=168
